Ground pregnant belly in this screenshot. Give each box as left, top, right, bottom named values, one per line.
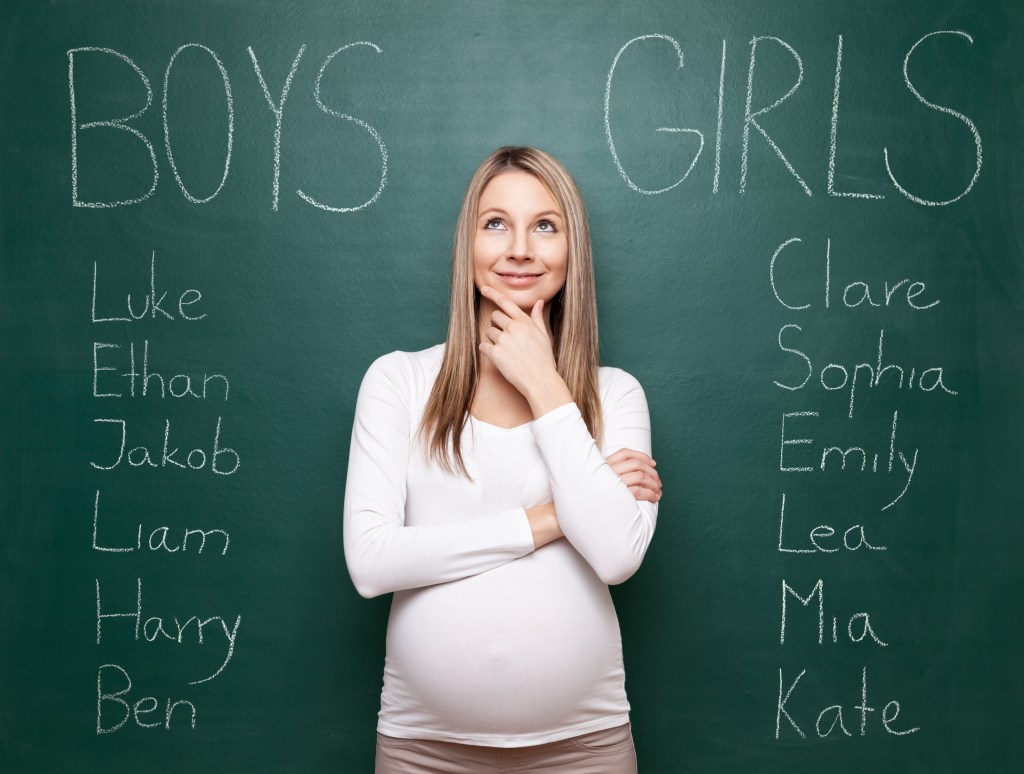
left=380, top=543, right=627, bottom=738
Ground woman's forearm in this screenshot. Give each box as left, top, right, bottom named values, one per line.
left=525, top=502, right=563, bottom=548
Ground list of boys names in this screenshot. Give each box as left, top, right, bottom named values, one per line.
left=90, top=252, right=239, bottom=734
left=769, top=235, right=957, bottom=741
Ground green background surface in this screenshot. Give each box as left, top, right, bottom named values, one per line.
left=1, top=1, right=1021, bottom=771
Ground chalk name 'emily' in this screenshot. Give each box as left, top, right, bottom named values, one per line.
left=780, top=410, right=917, bottom=511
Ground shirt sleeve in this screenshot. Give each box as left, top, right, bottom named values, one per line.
left=529, top=368, right=658, bottom=585
left=343, top=351, right=536, bottom=598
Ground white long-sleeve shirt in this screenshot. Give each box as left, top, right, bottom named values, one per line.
left=343, top=343, right=657, bottom=746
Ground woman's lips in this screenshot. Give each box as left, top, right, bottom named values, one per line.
left=497, top=273, right=542, bottom=286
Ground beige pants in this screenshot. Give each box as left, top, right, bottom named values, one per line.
left=375, top=722, right=637, bottom=773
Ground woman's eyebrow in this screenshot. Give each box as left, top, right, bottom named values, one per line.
left=478, top=208, right=563, bottom=219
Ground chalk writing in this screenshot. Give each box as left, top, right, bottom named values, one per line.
left=87, top=250, right=240, bottom=733
left=97, top=664, right=197, bottom=733
left=68, top=44, right=387, bottom=210
left=604, top=32, right=982, bottom=202
left=776, top=667, right=919, bottom=739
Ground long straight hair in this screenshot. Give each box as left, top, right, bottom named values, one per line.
left=417, top=146, right=602, bottom=479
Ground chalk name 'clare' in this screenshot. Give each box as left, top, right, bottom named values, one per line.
left=770, top=237, right=940, bottom=313
left=90, top=417, right=240, bottom=475
left=94, top=340, right=229, bottom=401
left=96, top=578, right=240, bottom=685
left=92, top=490, right=229, bottom=555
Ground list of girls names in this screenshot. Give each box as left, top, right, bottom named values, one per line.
left=768, top=236, right=957, bottom=741
left=90, top=251, right=240, bottom=733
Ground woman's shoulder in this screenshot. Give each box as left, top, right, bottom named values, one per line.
left=360, top=343, right=445, bottom=398
left=366, top=343, right=444, bottom=373
left=598, top=364, right=646, bottom=396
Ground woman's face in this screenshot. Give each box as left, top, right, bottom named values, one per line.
left=473, top=170, right=568, bottom=314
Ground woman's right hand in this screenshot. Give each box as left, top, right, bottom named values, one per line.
left=526, top=449, right=661, bottom=549
left=607, top=448, right=662, bottom=503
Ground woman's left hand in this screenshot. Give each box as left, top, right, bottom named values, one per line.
left=478, top=285, right=563, bottom=401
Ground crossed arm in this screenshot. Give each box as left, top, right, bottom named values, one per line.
left=343, top=359, right=660, bottom=598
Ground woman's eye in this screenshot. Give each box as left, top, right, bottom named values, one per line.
left=484, top=218, right=504, bottom=230
left=536, top=219, right=557, bottom=233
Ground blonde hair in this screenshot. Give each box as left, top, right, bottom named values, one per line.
left=417, top=146, right=603, bottom=479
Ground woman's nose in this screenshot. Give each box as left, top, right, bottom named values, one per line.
left=509, top=228, right=533, bottom=260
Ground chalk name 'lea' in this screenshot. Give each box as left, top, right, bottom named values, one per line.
left=777, top=493, right=886, bottom=555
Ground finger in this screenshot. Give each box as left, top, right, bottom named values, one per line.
left=480, top=285, right=528, bottom=319
left=607, top=448, right=657, bottom=467
left=629, top=486, right=661, bottom=503
left=485, top=326, right=501, bottom=344
left=531, top=299, right=544, bottom=326
left=609, top=458, right=660, bottom=485
left=619, top=469, right=660, bottom=489
left=490, top=309, right=514, bottom=330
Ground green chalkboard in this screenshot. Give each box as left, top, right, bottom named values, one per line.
left=2, top=0, right=1022, bottom=771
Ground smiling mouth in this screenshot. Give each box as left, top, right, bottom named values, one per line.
left=497, top=272, right=543, bottom=284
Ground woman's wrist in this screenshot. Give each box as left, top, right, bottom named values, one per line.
left=525, top=502, right=563, bottom=549
left=525, top=374, right=573, bottom=420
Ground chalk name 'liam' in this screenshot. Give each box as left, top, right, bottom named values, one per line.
left=93, top=252, right=204, bottom=324
left=92, top=490, right=229, bottom=555
left=777, top=666, right=919, bottom=740
left=780, top=410, right=916, bottom=511
left=96, top=577, right=240, bottom=685
left=90, top=417, right=240, bottom=475
left=94, top=340, right=229, bottom=401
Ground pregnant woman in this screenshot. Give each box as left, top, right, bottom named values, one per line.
left=343, top=146, right=661, bottom=773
